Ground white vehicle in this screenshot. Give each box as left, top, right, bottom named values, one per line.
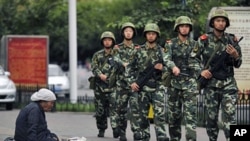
left=0, top=66, right=16, bottom=110
left=48, top=64, right=70, bottom=98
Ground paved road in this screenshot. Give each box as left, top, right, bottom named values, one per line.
left=0, top=109, right=227, bottom=141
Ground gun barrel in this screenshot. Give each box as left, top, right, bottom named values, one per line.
left=179, top=72, right=189, bottom=76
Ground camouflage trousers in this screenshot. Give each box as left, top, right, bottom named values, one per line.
left=94, top=88, right=117, bottom=131
left=168, top=86, right=198, bottom=141
left=115, top=86, right=140, bottom=136
left=204, top=85, right=237, bottom=141
left=138, top=85, right=167, bottom=140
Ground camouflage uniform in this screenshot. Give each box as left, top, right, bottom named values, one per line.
left=165, top=16, right=201, bottom=141
left=197, top=9, right=242, bottom=141
left=126, top=23, right=169, bottom=141
left=91, top=31, right=118, bottom=137
left=111, top=22, right=141, bottom=141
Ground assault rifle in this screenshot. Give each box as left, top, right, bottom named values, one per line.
left=135, top=60, right=162, bottom=90
left=198, top=36, right=243, bottom=89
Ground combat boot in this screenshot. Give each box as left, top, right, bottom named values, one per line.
left=157, top=137, right=169, bottom=141
left=134, top=132, right=143, bottom=141
left=97, top=130, right=105, bottom=137
left=112, top=128, right=120, bottom=138
left=119, top=134, right=127, bottom=141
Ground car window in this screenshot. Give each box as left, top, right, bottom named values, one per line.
left=48, top=66, right=64, bottom=76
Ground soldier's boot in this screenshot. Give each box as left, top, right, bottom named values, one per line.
left=112, top=128, right=120, bottom=138
left=134, top=131, right=143, bottom=141
left=119, top=130, right=127, bottom=141
left=119, top=134, right=127, bottom=141
left=97, top=130, right=105, bottom=137
left=157, top=137, right=169, bottom=141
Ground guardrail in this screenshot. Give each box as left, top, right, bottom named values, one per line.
left=14, top=85, right=250, bottom=127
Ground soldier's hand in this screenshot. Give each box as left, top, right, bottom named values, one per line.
left=226, top=44, right=239, bottom=59
left=131, top=82, right=139, bottom=92
left=201, top=69, right=212, bottom=79
left=99, top=74, right=107, bottom=81
left=154, top=63, right=163, bottom=70
left=172, top=66, right=180, bottom=76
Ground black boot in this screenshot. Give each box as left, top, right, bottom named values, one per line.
left=134, top=132, right=143, bottom=141
left=97, top=130, right=105, bottom=137
left=113, top=128, right=120, bottom=138
left=119, top=134, right=127, bottom=141
left=157, top=137, right=169, bottom=141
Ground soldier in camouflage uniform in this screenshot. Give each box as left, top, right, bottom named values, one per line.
left=91, top=31, right=119, bottom=138
left=164, top=16, right=201, bottom=141
left=126, top=23, right=169, bottom=141
left=197, top=8, right=242, bottom=141
left=111, top=22, right=140, bottom=141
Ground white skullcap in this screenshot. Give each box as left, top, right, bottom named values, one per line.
left=31, top=88, right=56, bottom=101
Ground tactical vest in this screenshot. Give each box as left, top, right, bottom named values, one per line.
left=171, top=38, right=195, bottom=75
left=202, top=33, right=235, bottom=80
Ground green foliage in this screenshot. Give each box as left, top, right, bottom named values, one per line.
left=56, top=102, right=95, bottom=112
left=0, top=0, right=248, bottom=65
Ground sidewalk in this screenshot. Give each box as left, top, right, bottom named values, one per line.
left=0, top=109, right=227, bottom=141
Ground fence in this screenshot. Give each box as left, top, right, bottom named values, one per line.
left=14, top=85, right=95, bottom=112
left=13, top=85, right=250, bottom=127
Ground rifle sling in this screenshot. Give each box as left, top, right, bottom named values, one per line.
left=204, top=40, right=222, bottom=69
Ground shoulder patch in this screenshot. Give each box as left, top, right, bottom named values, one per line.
left=114, top=45, right=119, bottom=49
left=166, top=39, right=172, bottom=44
left=200, top=34, right=208, bottom=40
left=134, top=45, right=140, bottom=49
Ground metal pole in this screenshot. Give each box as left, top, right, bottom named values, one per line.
left=68, top=0, right=77, bottom=103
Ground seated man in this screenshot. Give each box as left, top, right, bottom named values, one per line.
left=14, top=88, right=59, bottom=141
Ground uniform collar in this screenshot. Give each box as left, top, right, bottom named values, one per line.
left=177, top=37, right=190, bottom=45
left=145, top=42, right=157, bottom=50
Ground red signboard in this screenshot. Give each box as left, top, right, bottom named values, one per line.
left=7, top=36, right=48, bottom=85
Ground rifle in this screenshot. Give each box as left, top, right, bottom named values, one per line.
left=135, top=46, right=164, bottom=90
left=135, top=60, right=162, bottom=89
left=198, top=36, right=243, bottom=89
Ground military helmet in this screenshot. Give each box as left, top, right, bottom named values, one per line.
left=121, top=22, right=137, bottom=38
left=174, top=16, right=193, bottom=32
left=143, top=23, right=160, bottom=37
left=100, top=31, right=116, bottom=45
left=209, top=8, right=230, bottom=28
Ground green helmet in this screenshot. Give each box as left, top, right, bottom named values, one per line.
left=121, top=22, right=137, bottom=38
left=174, top=16, right=193, bottom=32
left=209, top=8, right=230, bottom=28
left=100, top=31, right=116, bottom=45
left=143, top=23, right=160, bottom=37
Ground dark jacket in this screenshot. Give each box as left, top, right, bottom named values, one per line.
left=14, top=102, right=56, bottom=141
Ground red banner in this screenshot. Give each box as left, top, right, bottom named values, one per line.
left=7, top=36, right=48, bottom=85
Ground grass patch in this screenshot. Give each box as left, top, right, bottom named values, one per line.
left=55, top=102, right=95, bottom=112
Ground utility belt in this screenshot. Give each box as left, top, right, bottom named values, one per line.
left=145, top=78, right=157, bottom=88
left=96, top=79, right=114, bottom=93
left=180, top=68, right=191, bottom=75
left=180, top=68, right=195, bottom=77
left=213, top=71, right=234, bottom=80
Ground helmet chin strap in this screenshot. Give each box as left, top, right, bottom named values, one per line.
left=124, top=37, right=133, bottom=41
left=104, top=46, right=112, bottom=49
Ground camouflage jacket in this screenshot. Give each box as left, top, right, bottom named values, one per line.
left=165, top=37, right=202, bottom=89
left=197, top=31, right=242, bottom=88
left=125, top=42, right=169, bottom=88
left=91, top=49, right=117, bottom=91
left=113, top=42, right=139, bottom=89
